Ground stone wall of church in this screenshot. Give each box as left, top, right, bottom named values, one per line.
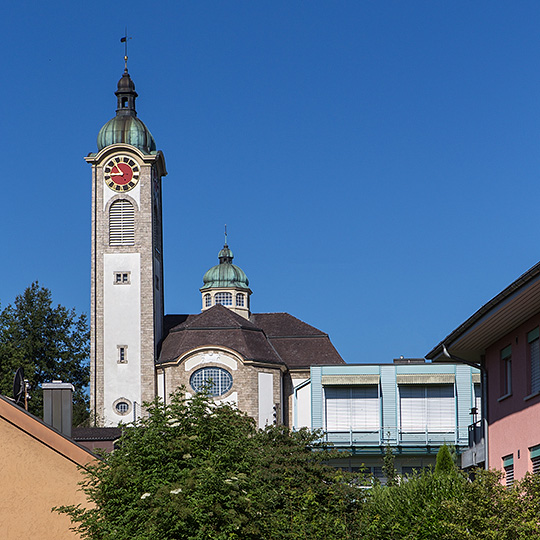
left=88, top=146, right=164, bottom=426
left=159, top=350, right=283, bottom=428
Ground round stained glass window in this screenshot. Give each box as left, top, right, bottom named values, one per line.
left=190, top=367, right=233, bottom=396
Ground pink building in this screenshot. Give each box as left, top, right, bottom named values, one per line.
left=427, top=262, right=540, bottom=484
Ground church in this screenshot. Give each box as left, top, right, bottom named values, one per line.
left=87, top=65, right=344, bottom=428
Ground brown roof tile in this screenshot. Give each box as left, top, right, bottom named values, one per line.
left=160, top=307, right=344, bottom=369
left=252, top=312, right=344, bottom=368
left=159, top=305, right=283, bottom=365
left=251, top=312, right=327, bottom=337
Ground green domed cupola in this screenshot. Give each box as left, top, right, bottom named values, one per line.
left=97, top=69, right=157, bottom=154
left=200, top=242, right=252, bottom=318
left=202, top=244, right=249, bottom=289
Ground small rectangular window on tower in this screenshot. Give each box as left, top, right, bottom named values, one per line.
left=114, top=272, right=131, bottom=285
left=117, top=345, right=128, bottom=364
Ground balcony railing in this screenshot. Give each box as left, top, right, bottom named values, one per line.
left=468, top=420, right=483, bottom=447
left=462, top=420, right=485, bottom=468
left=323, top=427, right=458, bottom=447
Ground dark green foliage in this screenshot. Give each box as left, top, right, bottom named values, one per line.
left=0, top=282, right=90, bottom=425
left=358, top=466, right=540, bottom=539
left=435, top=444, right=456, bottom=475
left=56, top=389, right=361, bottom=539
left=57, top=394, right=540, bottom=540
left=382, top=442, right=398, bottom=486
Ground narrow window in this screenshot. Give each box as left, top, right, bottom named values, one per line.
left=501, top=345, right=512, bottom=397
left=236, top=293, right=245, bottom=307
left=503, top=454, right=514, bottom=487
left=533, top=455, right=540, bottom=475
left=528, top=328, right=540, bottom=395
left=109, top=199, right=135, bottom=246
left=530, top=445, right=540, bottom=474
left=204, top=294, right=212, bottom=308
left=473, top=383, right=481, bottom=422
left=118, top=345, right=128, bottom=364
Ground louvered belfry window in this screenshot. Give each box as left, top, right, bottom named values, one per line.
left=109, top=200, right=135, bottom=246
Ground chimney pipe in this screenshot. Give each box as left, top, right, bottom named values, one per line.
left=43, top=381, right=74, bottom=437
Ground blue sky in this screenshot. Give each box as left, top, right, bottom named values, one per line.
left=2, top=1, right=540, bottom=364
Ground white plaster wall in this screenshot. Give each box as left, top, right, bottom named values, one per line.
left=216, top=392, right=238, bottom=407
left=103, top=253, right=141, bottom=425
left=156, top=370, right=165, bottom=402
left=258, top=372, right=274, bottom=428
left=185, top=351, right=238, bottom=371
left=295, top=382, right=312, bottom=429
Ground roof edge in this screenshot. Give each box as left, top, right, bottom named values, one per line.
left=426, top=260, right=540, bottom=360
left=0, top=395, right=97, bottom=467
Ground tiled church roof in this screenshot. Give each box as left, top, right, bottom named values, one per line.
left=158, top=305, right=344, bottom=369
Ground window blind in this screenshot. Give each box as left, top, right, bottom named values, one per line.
left=325, top=386, right=379, bottom=431
left=400, top=385, right=455, bottom=432
left=531, top=338, right=540, bottom=394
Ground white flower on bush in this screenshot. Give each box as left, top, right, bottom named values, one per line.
left=140, top=492, right=151, bottom=500
left=170, top=488, right=182, bottom=495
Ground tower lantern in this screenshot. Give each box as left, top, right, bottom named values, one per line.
left=200, top=242, right=252, bottom=319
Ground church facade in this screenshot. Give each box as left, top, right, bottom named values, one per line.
left=87, top=68, right=344, bottom=427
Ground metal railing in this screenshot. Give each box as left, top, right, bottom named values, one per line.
left=468, top=420, right=483, bottom=447
left=323, top=427, right=458, bottom=447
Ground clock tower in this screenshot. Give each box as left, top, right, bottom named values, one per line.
left=86, top=67, right=167, bottom=426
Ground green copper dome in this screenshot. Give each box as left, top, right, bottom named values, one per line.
left=97, top=70, right=156, bottom=154
left=98, top=116, right=156, bottom=153
left=201, top=244, right=250, bottom=290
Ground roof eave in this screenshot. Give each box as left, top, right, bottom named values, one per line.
left=426, top=261, right=540, bottom=362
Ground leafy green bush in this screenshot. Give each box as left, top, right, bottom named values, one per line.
left=56, top=389, right=361, bottom=539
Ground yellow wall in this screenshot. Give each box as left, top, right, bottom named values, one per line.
left=0, top=418, right=90, bottom=539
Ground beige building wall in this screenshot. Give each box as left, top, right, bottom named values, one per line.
left=160, top=348, right=283, bottom=426
left=0, top=407, right=93, bottom=539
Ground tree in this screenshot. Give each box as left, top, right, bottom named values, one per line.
left=382, top=440, right=398, bottom=486
left=0, top=282, right=90, bottom=425
left=56, top=389, right=361, bottom=540
left=435, top=444, right=456, bottom=475
left=358, top=464, right=540, bottom=539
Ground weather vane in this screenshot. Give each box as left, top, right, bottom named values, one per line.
left=224, top=224, right=228, bottom=246
left=120, top=28, right=132, bottom=72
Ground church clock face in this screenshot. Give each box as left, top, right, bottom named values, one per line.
left=104, top=155, right=140, bottom=191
